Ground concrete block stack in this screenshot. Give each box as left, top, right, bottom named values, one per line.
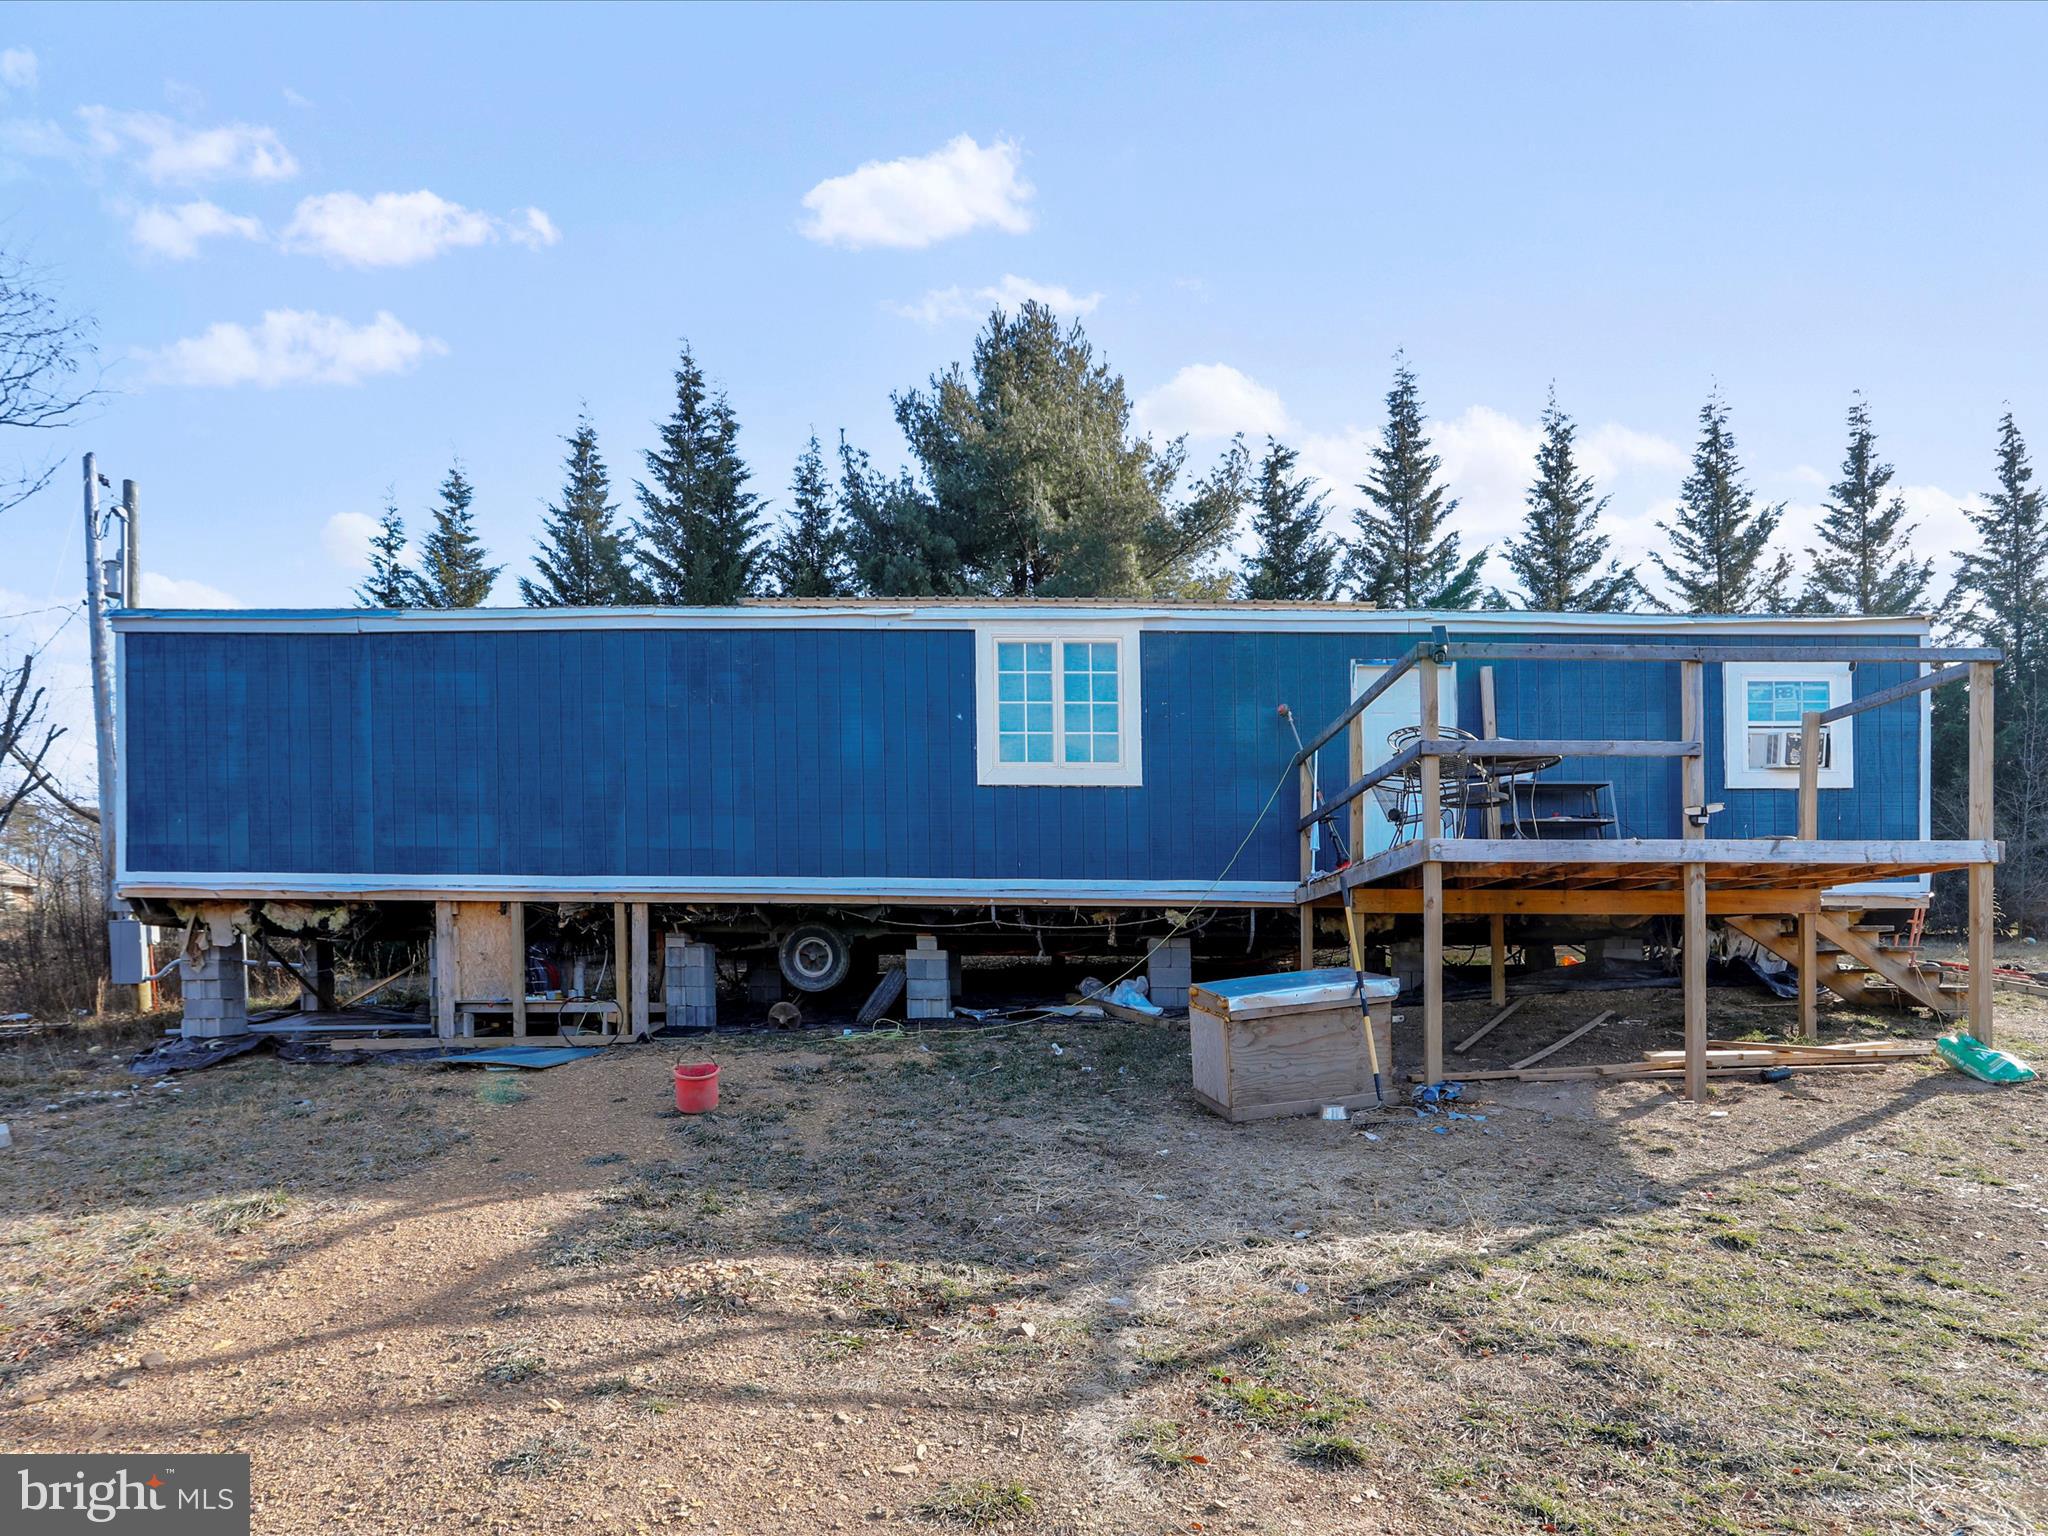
left=179, top=935, right=249, bottom=1040
left=664, top=933, right=717, bottom=1030
left=904, top=933, right=954, bottom=1020
left=1146, top=935, right=1193, bottom=1010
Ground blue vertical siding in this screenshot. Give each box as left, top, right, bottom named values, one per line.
left=120, top=622, right=1928, bottom=886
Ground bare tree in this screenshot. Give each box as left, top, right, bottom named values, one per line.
left=0, top=247, right=100, bottom=517
left=0, top=653, right=61, bottom=837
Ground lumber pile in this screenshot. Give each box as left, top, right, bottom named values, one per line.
left=1418, top=1037, right=1931, bottom=1084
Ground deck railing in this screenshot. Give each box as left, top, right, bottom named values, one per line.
left=1289, top=630, right=2003, bottom=1089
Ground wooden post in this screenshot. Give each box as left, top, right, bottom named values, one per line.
left=629, top=902, right=650, bottom=1039
left=1968, top=662, right=1995, bottom=1044
left=433, top=900, right=456, bottom=1039
left=1684, top=860, right=1707, bottom=1102
left=1479, top=665, right=1506, bottom=1007
left=1680, top=661, right=1705, bottom=839
left=1347, top=706, right=1365, bottom=866
left=1796, top=708, right=1820, bottom=1040
left=1298, top=757, right=1315, bottom=970
left=1680, top=661, right=1708, bottom=1100
left=1418, top=656, right=1444, bottom=1084
left=508, top=902, right=527, bottom=1038
left=613, top=901, right=629, bottom=1040
left=1417, top=657, right=1441, bottom=836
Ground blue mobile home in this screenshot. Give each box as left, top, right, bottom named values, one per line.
left=113, top=601, right=1937, bottom=909
left=110, top=600, right=2002, bottom=1098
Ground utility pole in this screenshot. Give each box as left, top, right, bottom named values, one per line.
left=83, top=454, right=142, bottom=1011
left=123, top=479, right=141, bottom=610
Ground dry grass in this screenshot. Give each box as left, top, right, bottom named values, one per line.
left=0, top=983, right=2041, bottom=1534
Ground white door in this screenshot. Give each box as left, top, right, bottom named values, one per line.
left=1345, top=661, right=1459, bottom=859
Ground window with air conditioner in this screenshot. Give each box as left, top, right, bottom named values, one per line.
left=1722, top=663, right=1853, bottom=790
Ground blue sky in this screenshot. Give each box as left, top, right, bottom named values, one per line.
left=3, top=1, right=2046, bottom=775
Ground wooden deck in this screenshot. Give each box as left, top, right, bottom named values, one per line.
left=1298, top=837, right=1996, bottom=906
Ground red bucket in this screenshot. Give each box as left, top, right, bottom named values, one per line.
left=673, top=1060, right=719, bottom=1114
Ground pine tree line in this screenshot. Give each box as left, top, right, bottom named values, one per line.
left=351, top=309, right=2008, bottom=636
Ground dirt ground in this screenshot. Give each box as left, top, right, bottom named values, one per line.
left=1, top=979, right=2043, bottom=1536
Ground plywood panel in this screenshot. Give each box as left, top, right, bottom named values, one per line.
left=452, top=900, right=520, bottom=1002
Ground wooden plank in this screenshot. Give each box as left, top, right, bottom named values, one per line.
left=1814, top=911, right=1950, bottom=1015
left=1452, top=995, right=1525, bottom=1055
left=1419, top=838, right=2000, bottom=866
left=330, top=1034, right=615, bottom=1053
left=1347, top=698, right=1365, bottom=871
left=1798, top=911, right=1818, bottom=1041
left=509, top=901, right=527, bottom=1039
left=1440, top=641, right=1999, bottom=666
left=612, top=900, right=629, bottom=1042
left=1422, top=857, right=1444, bottom=1085
left=1479, top=665, right=1507, bottom=1009
left=1428, top=1060, right=1892, bottom=1083
left=1968, top=662, right=1994, bottom=1044
left=1796, top=715, right=1819, bottom=1042
left=433, top=900, right=456, bottom=1040
left=1815, top=661, right=1972, bottom=723
left=1419, top=737, right=1701, bottom=759
left=1682, top=660, right=1705, bottom=839
left=629, top=902, right=650, bottom=1040
left=1511, top=1009, right=1613, bottom=1070
left=1683, top=861, right=1707, bottom=1101
left=1347, top=887, right=1823, bottom=916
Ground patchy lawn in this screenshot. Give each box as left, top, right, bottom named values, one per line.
left=0, top=985, right=2042, bottom=1535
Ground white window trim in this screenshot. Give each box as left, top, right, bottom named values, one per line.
left=1722, top=661, right=1854, bottom=791
left=974, top=622, right=1143, bottom=787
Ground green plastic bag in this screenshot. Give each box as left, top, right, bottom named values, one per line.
left=1935, top=1033, right=2038, bottom=1084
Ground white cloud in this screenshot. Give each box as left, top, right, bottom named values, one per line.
left=139, top=572, right=242, bottom=608
left=890, top=272, right=1100, bottom=326
left=78, top=105, right=297, bottom=184
left=282, top=86, right=313, bottom=110
left=1580, top=422, right=1687, bottom=482
left=1, top=47, right=37, bottom=92
left=127, top=199, right=264, bottom=259
left=509, top=206, right=560, bottom=249
left=137, top=309, right=445, bottom=388
left=800, top=134, right=1033, bottom=250
left=282, top=190, right=559, bottom=267
left=320, top=510, right=381, bottom=572
left=1135, top=363, right=1293, bottom=442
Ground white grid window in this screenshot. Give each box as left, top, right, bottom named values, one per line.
left=977, top=625, right=1143, bottom=786
left=995, top=641, right=1055, bottom=763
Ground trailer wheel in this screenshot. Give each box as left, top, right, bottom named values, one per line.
left=779, top=924, right=853, bottom=993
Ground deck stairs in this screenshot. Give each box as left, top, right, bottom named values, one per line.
left=1726, top=909, right=1962, bottom=1014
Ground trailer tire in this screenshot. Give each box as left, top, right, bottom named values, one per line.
left=779, top=924, right=853, bottom=993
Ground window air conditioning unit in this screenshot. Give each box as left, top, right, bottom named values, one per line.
left=1748, top=725, right=1830, bottom=772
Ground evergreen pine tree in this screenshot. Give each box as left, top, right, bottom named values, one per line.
left=1949, top=411, right=2048, bottom=681
left=1500, top=389, right=1640, bottom=611
left=892, top=302, right=1240, bottom=597
left=766, top=433, right=850, bottom=597
left=1945, top=412, right=2048, bottom=933
left=1238, top=438, right=1338, bottom=601
left=520, top=413, right=642, bottom=607
left=355, top=493, right=425, bottom=608
left=1799, top=394, right=1934, bottom=615
left=838, top=432, right=962, bottom=597
left=416, top=461, right=502, bottom=609
left=1649, top=392, right=1794, bottom=613
left=1340, top=355, right=1486, bottom=609
left=633, top=340, right=766, bottom=606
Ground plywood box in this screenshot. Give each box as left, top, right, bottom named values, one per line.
left=1189, top=968, right=1398, bottom=1123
